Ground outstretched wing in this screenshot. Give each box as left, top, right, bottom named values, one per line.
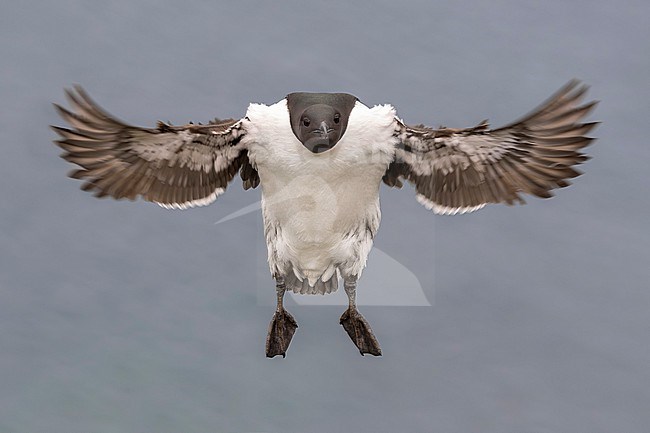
left=384, top=80, right=598, bottom=215
left=52, top=86, right=259, bottom=209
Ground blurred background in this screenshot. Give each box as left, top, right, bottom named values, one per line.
left=1, top=1, right=649, bottom=432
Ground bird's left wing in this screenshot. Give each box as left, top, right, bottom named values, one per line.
left=52, top=86, right=259, bottom=209
left=383, top=80, right=598, bottom=215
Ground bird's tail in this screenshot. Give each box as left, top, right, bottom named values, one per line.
left=284, top=271, right=339, bottom=295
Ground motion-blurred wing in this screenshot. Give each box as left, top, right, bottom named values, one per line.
left=384, top=80, right=598, bottom=215
left=52, top=86, right=259, bottom=209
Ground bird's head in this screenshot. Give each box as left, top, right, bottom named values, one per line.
left=287, top=92, right=357, bottom=154
left=298, top=104, right=343, bottom=153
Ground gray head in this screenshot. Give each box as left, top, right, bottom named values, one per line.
left=286, top=92, right=358, bottom=154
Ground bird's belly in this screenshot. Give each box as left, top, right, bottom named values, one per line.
left=264, top=173, right=376, bottom=240
left=260, top=166, right=383, bottom=274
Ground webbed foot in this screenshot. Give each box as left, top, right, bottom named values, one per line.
left=265, top=309, right=298, bottom=358
left=340, top=308, right=382, bottom=356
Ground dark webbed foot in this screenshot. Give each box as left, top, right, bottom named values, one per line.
left=340, top=308, right=382, bottom=356
left=266, top=309, right=298, bottom=358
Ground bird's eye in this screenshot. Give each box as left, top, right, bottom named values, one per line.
left=302, top=117, right=311, bottom=127
left=333, top=113, right=340, bottom=124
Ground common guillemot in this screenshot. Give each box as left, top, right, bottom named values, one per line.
left=52, top=80, right=597, bottom=357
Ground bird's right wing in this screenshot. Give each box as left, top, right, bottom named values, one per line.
left=52, top=86, right=259, bottom=209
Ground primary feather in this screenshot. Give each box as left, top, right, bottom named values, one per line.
left=52, top=86, right=254, bottom=209
left=387, top=80, right=598, bottom=214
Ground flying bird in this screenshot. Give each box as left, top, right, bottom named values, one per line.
left=52, top=81, right=598, bottom=357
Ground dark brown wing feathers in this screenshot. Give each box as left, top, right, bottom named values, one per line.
left=52, top=86, right=257, bottom=209
left=389, top=80, right=598, bottom=214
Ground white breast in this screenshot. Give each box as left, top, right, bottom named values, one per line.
left=242, top=99, right=398, bottom=292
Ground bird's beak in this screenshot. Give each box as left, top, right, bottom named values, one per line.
left=318, top=121, right=332, bottom=137
left=303, top=121, right=337, bottom=153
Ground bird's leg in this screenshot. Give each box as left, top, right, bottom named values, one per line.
left=265, top=276, right=298, bottom=358
left=339, top=277, right=382, bottom=356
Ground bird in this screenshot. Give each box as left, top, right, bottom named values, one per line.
left=52, top=80, right=598, bottom=358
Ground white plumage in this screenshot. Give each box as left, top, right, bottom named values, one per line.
left=243, top=100, right=397, bottom=293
